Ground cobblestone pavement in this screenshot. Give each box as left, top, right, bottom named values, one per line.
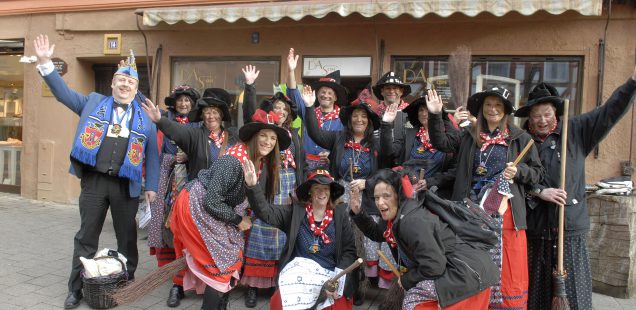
left=0, top=193, right=634, bottom=309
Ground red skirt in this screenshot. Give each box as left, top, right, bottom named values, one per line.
left=415, top=288, right=491, bottom=310
left=171, top=189, right=243, bottom=285
left=490, top=208, right=528, bottom=310
left=270, top=289, right=353, bottom=310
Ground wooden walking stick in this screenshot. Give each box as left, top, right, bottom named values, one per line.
left=552, top=99, right=571, bottom=310
left=377, top=250, right=405, bottom=310
left=310, top=258, right=364, bottom=309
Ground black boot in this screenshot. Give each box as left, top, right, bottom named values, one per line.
left=167, top=284, right=185, bottom=307
left=219, top=293, right=230, bottom=310
left=353, top=287, right=365, bottom=306
left=245, top=286, right=257, bottom=308
left=201, top=286, right=222, bottom=310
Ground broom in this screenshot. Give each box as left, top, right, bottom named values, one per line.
left=377, top=250, right=404, bottom=310
left=112, top=256, right=187, bottom=305
left=448, top=45, right=472, bottom=127
left=552, top=99, right=571, bottom=310
left=310, top=258, right=364, bottom=310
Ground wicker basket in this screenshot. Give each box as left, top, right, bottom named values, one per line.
left=81, top=256, right=128, bottom=309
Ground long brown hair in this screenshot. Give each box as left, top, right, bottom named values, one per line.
left=246, top=130, right=281, bottom=201
left=470, top=106, right=512, bottom=148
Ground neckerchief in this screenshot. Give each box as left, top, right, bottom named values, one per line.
left=479, top=128, right=509, bottom=152
left=175, top=115, right=189, bottom=124
left=209, top=130, right=224, bottom=149
left=71, top=96, right=147, bottom=182
left=377, top=100, right=409, bottom=115
left=281, top=148, right=296, bottom=169
left=383, top=220, right=397, bottom=248
left=225, top=143, right=263, bottom=177
left=528, top=116, right=558, bottom=142
left=415, top=127, right=436, bottom=153
left=344, top=140, right=370, bottom=152
left=316, top=105, right=340, bottom=129
left=305, top=203, right=334, bottom=245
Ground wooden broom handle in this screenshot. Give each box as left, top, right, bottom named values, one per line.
left=512, top=139, right=535, bottom=166
left=331, top=258, right=363, bottom=282
left=377, top=250, right=401, bottom=277
left=557, top=99, right=570, bottom=274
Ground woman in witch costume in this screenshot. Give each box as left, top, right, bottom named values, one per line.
left=155, top=107, right=290, bottom=310
left=147, top=85, right=201, bottom=307
left=244, top=167, right=358, bottom=309
left=240, top=65, right=307, bottom=307
left=426, top=88, right=544, bottom=309
left=144, top=87, right=241, bottom=182
left=381, top=96, right=458, bottom=199
left=349, top=168, right=499, bottom=309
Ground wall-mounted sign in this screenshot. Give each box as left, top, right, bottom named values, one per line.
left=103, top=33, right=122, bottom=55
left=302, top=57, right=371, bottom=77
left=51, top=58, right=67, bottom=76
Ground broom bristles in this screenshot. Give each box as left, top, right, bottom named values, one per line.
left=352, top=223, right=370, bottom=296
left=448, top=45, right=472, bottom=109
left=112, top=256, right=187, bottom=305
left=379, top=279, right=405, bottom=310
left=551, top=271, right=570, bottom=310
left=551, top=296, right=571, bottom=310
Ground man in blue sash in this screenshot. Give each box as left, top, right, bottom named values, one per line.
left=33, top=34, right=159, bottom=309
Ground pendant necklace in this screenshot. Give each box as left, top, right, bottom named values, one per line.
left=476, top=146, right=495, bottom=176
left=351, top=147, right=362, bottom=177
left=111, top=104, right=130, bottom=136
left=310, top=236, right=320, bottom=254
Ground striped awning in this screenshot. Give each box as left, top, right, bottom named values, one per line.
left=140, top=0, right=603, bottom=26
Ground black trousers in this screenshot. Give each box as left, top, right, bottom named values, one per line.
left=68, top=171, right=139, bottom=292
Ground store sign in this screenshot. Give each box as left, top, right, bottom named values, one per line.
left=302, top=57, right=371, bottom=77
left=51, top=58, right=67, bottom=76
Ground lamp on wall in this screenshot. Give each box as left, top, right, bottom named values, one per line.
left=251, top=32, right=260, bottom=44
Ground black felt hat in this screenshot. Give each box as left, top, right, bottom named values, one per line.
left=339, top=100, right=381, bottom=131
left=310, top=70, right=349, bottom=107
left=467, top=86, right=514, bottom=117
left=295, top=168, right=345, bottom=202
left=372, top=71, right=412, bottom=100
left=196, top=88, right=232, bottom=122
left=164, top=85, right=200, bottom=109
left=515, top=83, right=564, bottom=117
left=239, top=109, right=291, bottom=150
left=259, top=92, right=298, bottom=121
left=403, top=96, right=450, bottom=128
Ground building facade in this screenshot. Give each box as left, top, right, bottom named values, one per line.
left=0, top=0, right=634, bottom=203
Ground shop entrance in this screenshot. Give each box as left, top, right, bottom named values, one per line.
left=0, top=39, right=24, bottom=194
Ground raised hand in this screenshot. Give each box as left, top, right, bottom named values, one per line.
left=301, top=85, right=316, bottom=108
left=242, top=65, right=260, bottom=85
left=33, top=34, right=55, bottom=65
left=382, top=102, right=399, bottom=123
left=242, top=159, right=258, bottom=187
left=632, top=65, right=636, bottom=82
left=288, top=48, right=299, bottom=71
left=140, top=98, right=161, bottom=123
left=349, top=185, right=362, bottom=215
left=425, top=89, right=443, bottom=114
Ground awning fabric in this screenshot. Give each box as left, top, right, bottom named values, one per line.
left=141, top=0, right=603, bottom=26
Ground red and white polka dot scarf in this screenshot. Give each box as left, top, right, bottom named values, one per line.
left=305, top=203, right=334, bottom=245
left=315, top=106, right=340, bottom=129
left=383, top=220, right=397, bottom=248
left=479, top=128, right=509, bottom=152
left=416, top=127, right=436, bottom=153
left=209, top=130, right=225, bottom=149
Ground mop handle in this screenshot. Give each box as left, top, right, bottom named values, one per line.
left=377, top=250, right=401, bottom=277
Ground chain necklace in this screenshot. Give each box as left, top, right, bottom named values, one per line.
left=476, top=145, right=495, bottom=176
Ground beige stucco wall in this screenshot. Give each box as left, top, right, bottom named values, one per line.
left=1, top=5, right=634, bottom=203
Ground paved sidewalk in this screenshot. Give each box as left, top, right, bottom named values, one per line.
left=0, top=193, right=635, bottom=309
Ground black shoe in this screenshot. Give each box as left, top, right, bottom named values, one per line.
left=167, top=285, right=185, bottom=307
left=64, top=290, right=83, bottom=309
left=353, top=288, right=365, bottom=306
left=245, top=287, right=257, bottom=308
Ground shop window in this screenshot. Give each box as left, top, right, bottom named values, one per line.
left=392, top=56, right=582, bottom=115
left=0, top=39, right=24, bottom=193
left=171, top=57, right=281, bottom=127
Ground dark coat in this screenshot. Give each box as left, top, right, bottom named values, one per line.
left=243, top=84, right=307, bottom=183
left=380, top=120, right=458, bottom=197
left=246, top=185, right=359, bottom=298
left=351, top=199, right=498, bottom=307
left=525, top=78, right=636, bottom=237
left=156, top=118, right=238, bottom=181
left=428, top=115, right=544, bottom=230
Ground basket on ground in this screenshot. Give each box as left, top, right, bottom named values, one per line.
left=81, top=256, right=128, bottom=309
